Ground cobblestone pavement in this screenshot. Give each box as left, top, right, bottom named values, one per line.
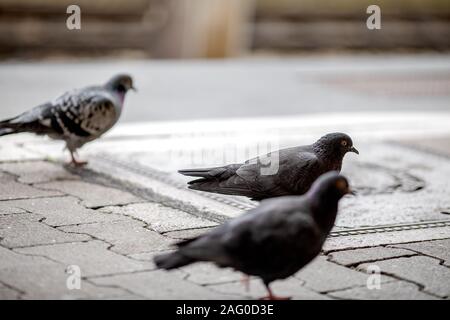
left=1, top=111, right=450, bottom=300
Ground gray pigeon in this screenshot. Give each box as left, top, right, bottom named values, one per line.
left=0, top=74, right=135, bottom=165
left=155, top=171, right=351, bottom=300
left=179, top=132, right=358, bottom=200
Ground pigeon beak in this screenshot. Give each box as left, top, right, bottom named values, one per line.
left=349, top=146, right=359, bottom=154
left=347, top=188, right=357, bottom=196
left=131, top=86, right=137, bottom=92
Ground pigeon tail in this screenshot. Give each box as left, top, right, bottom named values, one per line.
left=0, top=120, right=18, bottom=136
left=178, top=168, right=217, bottom=178
left=154, top=252, right=195, bottom=270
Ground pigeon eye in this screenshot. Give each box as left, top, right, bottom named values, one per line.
left=335, top=179, right=347, bottom=191
left=341, top=140, right=347, bottom=147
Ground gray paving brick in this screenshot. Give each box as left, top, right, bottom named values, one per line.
left=329, top=246, right=416, bottom=266
left=390, top=239, right=450, bottom=266
left=2, top=262, right=138, bottom=299
left=295, top=256, right=393, bottom=293
left=0, top=202, right=25, bottom=215
left=358, top=256, right=450, bottom=298
left=0, top=245, right=50, bottom=269
left=0, top=161, right=79, bottom=184
left=100, top=203, right=218, bottom=233
left=0, top=246, right=140, bottom=299
left=163, top=227, right=216, bottom=240
left=60, top=219, right=176, bottom=255
left=182, top=263, right=242, bottom=285
left=0, top=283, right=21, bottom=300
left=1, top=196, right=125, bottom=226
left=328, top=281, right=439, bottom=300
left=0, top=172, right=62, bottom=200
left=207, top=277, right=330, bottom=300
left=127, top=250, right=174, bottom=267
left=0, top=140, right=43, bottom=162
left=0, top=213, right=89, bottom=248
left=15, top=240, right=151, bottom=277
left=324, top=227, right=450, bottom=252
left=90, top=270, right=237, bottom=299
left=35, top=180, right=142, bottom=208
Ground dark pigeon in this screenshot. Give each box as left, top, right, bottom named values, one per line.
left=179, top=132, right=358, bottom=200
left=154, top=171, right=352, bottom=300
left=0, top=74, right=135, bottom=166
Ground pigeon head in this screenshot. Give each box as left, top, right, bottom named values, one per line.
left=307, top=171, right=352, bottom=223
left=309, top=171, right=352, bottom=200
left=105, top=74, right=136, bottom=94
left=313, top=132, right=359, bottom=159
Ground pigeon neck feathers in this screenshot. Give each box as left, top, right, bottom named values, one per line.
left=306, top=178, right=342, bottom=232
left=312, top=141, right=345, bottom=169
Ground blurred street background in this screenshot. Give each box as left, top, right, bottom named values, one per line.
left=0, top=0, right=449, bottom=121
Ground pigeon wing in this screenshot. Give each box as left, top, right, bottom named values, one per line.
left=235, top=148, right=322, bottom=198
left=47, top=88, right=118, bottom=138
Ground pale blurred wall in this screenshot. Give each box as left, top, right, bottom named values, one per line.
left=0, top=0, right=255, bottom=58
left=0, top=0, right=449, bottom=59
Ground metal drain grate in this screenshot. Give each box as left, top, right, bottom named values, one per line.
left=329, top=220, right=450, bottom=237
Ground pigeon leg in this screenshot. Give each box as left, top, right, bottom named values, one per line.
left=260, top=283, right=291, bottom=300
left=69, top=150, right=88, bottom=166
left=240, top=275, right=250, bottom=292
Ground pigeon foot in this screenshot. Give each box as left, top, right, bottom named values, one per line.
left=69, top=151, right=88, bottom=167
left=260, top=284, right=292, bottom=300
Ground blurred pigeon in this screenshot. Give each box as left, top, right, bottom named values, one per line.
left=155, top=171, right=351, bottom=300
left=0, top=74, right=135, bottom=165
left=179, top=132, right=358, bottom=200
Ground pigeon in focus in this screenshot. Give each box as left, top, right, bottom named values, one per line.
left=154, top=171, right=351, bottom=300
left=0, top=74, right=135, bottom=165
left=179, top=132, right=358, bottom=200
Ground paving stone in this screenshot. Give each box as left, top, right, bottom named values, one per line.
left=324, top=227, right=450, bottom=251
left=207, top=277, right=330, bottom=300
left=127, top=250, right=174, bottom=267
left=0, top=202, right=25, bottom=215
left=390, top=239, right=450, bottom=267
left=91, top=270, right=238, bottom=299
left=60, top=220, right=176, bottom=255
left=1, top=196, right=125, bottom=226
left=358, top=256, right=450, bottom=298
left=15, top=240, right=151, bottom=277
left=182, top=263, right=242, bottom=285
left=2, top=261, right=138, bottom=299
left=0, top=161, right=79, bottom=184
left=328, top=281, right=439, bottom=300
left=0, top=172, right=62, bottom=200
left=295, top=256, right=393, bottom=293
left=163, top=227, right=216, bottom=240
left=100, top=203, right=218, bottom=233
left=0, top=283, right=22, bottom=299
left=0, top=245, right=50, bottom=269
left=35, top=180, right=142, bottom=208
left=0, top=213, right=89, bottom=248
left=0, top=245, right=140, bottom=299
left=0, top=139, right=43, bottom=162
left=328, top=246, right=416, bottom=266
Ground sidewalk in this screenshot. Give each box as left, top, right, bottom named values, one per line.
left=1, top=112, right=449, bottom=299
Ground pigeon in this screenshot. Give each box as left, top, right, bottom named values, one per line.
left=179, top=132, right=358, bottom=200
left=154, top=171, right=351, bottom=300
left=0, top=74, right=135, bottom=165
